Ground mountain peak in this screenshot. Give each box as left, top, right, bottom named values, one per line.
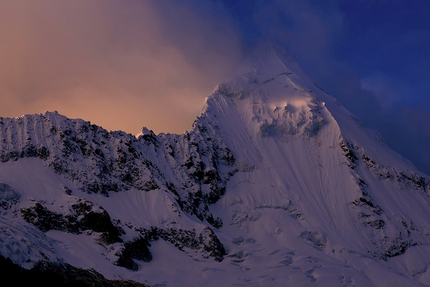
left=2, top=44, right=430, bottom=287
left=251, top=42, right=299, bottom=69
left=233, top=42, right=306, bottom=85
left=203, top=43, right=328, bottom=143
left=212, top=42, right=314, bottom=103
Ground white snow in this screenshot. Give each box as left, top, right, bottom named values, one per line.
left=1, top=43, right=430, bottom=286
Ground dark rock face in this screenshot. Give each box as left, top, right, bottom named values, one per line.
left=116, top=237, right=153, bottom=271
left=339, top=137, right=358, bottom=168
left=0, top=183, right=20, bottom=210
left=116, top=226, right=226, bottom=271
left=0, top=255, right=150, bottom=287
left=20, top=199, right=123, bottom=245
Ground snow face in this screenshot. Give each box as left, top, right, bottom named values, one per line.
left=1, top=44, right=430, bottom=286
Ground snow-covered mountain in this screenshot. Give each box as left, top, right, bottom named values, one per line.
left=1, top=44, right=430, bottom=286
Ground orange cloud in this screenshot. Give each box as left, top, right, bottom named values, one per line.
left=0, top=0, right=242, bottom=134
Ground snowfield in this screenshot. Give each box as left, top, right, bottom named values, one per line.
left=1, top=44, right=430, bottom=286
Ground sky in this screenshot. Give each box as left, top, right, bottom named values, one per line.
left=1, top=0, right=429, bottom=175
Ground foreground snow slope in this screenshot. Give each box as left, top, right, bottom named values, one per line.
left=1, top=44, right=430, bottom=286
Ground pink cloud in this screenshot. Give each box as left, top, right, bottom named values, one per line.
left=0, top=0, right=241, bottom=134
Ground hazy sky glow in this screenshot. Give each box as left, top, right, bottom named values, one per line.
left=0, top=0, right=242, bottom=133
left=1, top=0, right=430, bottom=174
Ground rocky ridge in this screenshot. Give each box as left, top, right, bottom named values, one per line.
left=0, top=111, right=236, bottom=271
left=1, top=44, right=430, bottom=286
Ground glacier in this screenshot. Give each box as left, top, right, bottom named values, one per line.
left=0, top=43, right=430, bottom=286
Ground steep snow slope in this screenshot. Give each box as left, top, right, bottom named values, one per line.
left=1, top=44, right=430, bottom=286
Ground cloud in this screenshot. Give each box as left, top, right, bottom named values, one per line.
left=2, top=0, right=429, bottom=175
left=380, top=104, right=430, bottom=175
left=360, top=72, right=409, bottom=110
left=0, top=0, right=242, bottom=134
